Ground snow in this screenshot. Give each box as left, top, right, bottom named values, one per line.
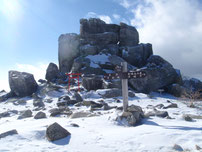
left=86, top=54, right=109, bottom=68
left=0, top=89, right=202, bottom=152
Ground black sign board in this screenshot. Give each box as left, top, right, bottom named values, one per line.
left=104, top=71, right=146, bottom=80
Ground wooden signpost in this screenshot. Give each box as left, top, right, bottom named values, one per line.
left=103, top=62, right=146, bottom=112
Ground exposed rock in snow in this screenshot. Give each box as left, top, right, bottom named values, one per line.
left=34, top=111, right=46, bottom=119
left=46, top=122, right=71, bottom=141
left=9, top=71, right=38, bottom=97
left=0, top=129, right=18, bottom=139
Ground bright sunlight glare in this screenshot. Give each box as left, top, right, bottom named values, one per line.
left=0, top=0, right=22, bottom=21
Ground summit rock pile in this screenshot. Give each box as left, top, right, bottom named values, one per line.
left=57, top=18, right=183, bottom=94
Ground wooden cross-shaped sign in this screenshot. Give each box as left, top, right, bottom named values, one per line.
left=103, top=62, right=146, bottom=112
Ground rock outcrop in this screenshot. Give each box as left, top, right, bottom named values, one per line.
left=58, top=33, right=80, bottom=73
left=9, top=71, right=38, bottom=97
left=45, top=63, right=59, bottom=82
left=129, top=55, right=179, bottom=93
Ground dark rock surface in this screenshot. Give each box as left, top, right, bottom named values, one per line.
left=119, top=22, right=139, bottom=46
left=116, top=105, right=144, bottom=126
left=45, top=63, right=59, bottom=82
left=82, top=75, right=103, bottom=91
left=46, top=122, right=71, bottom=141
left=122, top=43, right=153, bottom=67
left=9, top=71, right=38, bottom=97
left=34, top=111, right=46, bottom=119
left=18, top=109, right=32, bottom=119
left=0, top=129, right=18, bottom=139
left=129, top=55, right=179, bottom=93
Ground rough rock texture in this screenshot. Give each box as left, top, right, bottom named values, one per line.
left=82, top=75, right=103, bottom=91
left=183, top=78, right=202, bottom=91
left=129, top=55, right=179, bottom=93
left=46, top=122, right=71, bottom=141
left=119, top=22, right=139, bottom=46
left=9, top=71, right=38, bottom=97
left=71, top=92, right=83, bottom=102
left=34, top=111, right=46, bottom=119
left=45, top=63, right=59, bottom=82
left=18, top=109, right=32, bottom=119
left=69, top=111, right=92, bottom=119
left=58, top=33, right=80, bottom=73
left=0, top=91, right=15, bottom=102
left=116, top=105, right=144, bottom=126
left=0, top=129, right=18, bottom=139
left=100, top=88, right=122, bottom=98
left=80, top=18, right=120, bottom=37
left=173, top=144, right=183, bottom=151
left=49, top=107, right=72, bottom=117
left=166, top=84, right=186, bottom=97
left=57, top=95, right=80, bottom=106
left=122, top=43, right=153, bottom=67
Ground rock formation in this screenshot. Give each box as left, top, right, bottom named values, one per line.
left=9, top=71, right=38, bottom=97
left=58, top=18, right=182, bottom=93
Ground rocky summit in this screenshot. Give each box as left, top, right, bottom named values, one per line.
left=0, top=18, right=202, bottom=152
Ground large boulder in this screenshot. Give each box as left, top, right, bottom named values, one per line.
left=58, top=33, right=80, bottom=73
left=46, top=122, right=71, bottom=141
left=80, top=18, right=119, bottom=46
left=119, top=22, right=139, bottom=47
left=80, top=18, right=120, bottom=36
left=9, top=71, right=38, bottom=97
left=165, top=84, right=186, bottom=97
left=79, top=44, right=98, bottom=56
left=82, top=75, right=103, bottom=91
left=81, top=32, right=119, bottom=46
left=45, top=63, right=59, bottom=82
left=122, top=43, right=153, bottom=67
left=129, top=55, right=179, bottom=93
left=183, top=78, right=202, bottom=91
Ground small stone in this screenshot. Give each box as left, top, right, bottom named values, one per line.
left=0, top=129, right=18, bottom=139
left=70, top=111, right=91, bottom=119
left=183, top=114, right=193, bottom=121
left=155, top=110, right=169, bottom=118
left=18, top=109, right=32, bottom=119
left=155, top=104, right=164, bottom=109
left=34, top=111, right=46, bottom=119
left=173, top=144, right=183, bottom=151
left=195, top=145, right=201, bottom=150
left=128, top=91, right=135, bottom=98
left=46, top=122, right=71, bottom=141
left=163, top=103, right=178, bottom=109
left=70, top=123, right=79, bottom=127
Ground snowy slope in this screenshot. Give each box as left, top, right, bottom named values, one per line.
left=0, top=90, right=202, bottom=152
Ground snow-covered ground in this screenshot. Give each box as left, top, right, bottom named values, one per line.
left=0, top=89, right=202, bottom=152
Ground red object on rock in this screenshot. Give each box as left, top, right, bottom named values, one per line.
left=65, top=73, right=82, bottom=91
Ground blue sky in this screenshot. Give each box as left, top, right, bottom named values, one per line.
left=1, top=0, right=202, bottom=91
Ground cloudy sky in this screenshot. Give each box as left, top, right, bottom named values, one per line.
left=0, top=0, right=202, bottom=91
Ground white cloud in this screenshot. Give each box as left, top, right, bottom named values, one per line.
left=86, top=12, right=112, bottom=24
left=120, top=0, right=130, bottom=8
left=98, top=15, right=112, bottom=24
left=119, top=0, right=202, bottom=80
left=113, top=14, right=120, bottom=20
left=15, top=62, right=49, bottom=81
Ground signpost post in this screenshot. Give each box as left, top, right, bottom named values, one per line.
left=103, top=62, right=146, bottom=112
left=121, top=62, right=128, bottom=112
